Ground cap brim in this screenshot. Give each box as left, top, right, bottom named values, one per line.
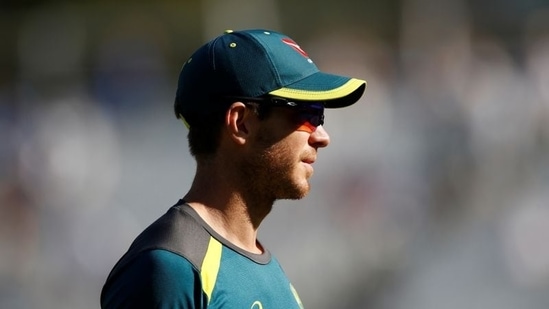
left=268, top=72, right=366, bottom=108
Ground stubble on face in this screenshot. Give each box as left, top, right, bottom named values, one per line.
left=238, top=126, right=311, bottom=204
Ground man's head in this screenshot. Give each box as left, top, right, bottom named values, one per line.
left=174, top=29, right=366, bottom=157
left=174, top=29, right=366, bottom=200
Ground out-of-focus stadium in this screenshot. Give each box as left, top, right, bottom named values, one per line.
left=1, top=0, right=549, bottom=308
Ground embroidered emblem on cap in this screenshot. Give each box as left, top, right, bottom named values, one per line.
left=281, top=38, right=312, bottom=63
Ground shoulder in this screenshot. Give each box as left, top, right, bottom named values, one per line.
left=101, top=203, right=212, bottom=308
left=101, top=249, right=206, bottom=309
left=121, top=249, right=200, bottom=288
left=126, top=204, right=212, bottom=269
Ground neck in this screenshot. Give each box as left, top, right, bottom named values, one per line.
left=183, top=161, right=273, bottom=254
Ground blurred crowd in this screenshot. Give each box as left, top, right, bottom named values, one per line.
left=1, top=1, right=548, bottom=308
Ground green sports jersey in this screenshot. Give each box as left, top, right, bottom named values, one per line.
left=101, top=200, right=304, bottom=309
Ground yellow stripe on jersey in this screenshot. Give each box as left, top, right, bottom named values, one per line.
left=290, top=283, right=304, bottom=309
left=200, top=237, right=223, bottom=303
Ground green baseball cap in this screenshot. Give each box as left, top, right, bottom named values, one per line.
left=174, top=29, right=366, bottom=121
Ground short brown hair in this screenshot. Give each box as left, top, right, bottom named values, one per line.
left=177, top=101, right=269, bottom=158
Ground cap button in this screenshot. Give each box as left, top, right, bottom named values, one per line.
left=224, top=29, right=233, bottom=34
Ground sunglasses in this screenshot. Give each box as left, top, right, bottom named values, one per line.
left=222, top=96, right=325, bottom=133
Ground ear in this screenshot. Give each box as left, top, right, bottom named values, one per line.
left=225, top=102, right=255, bottom=145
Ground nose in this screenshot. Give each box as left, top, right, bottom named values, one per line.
left=309, top=125, right=330, bottom=148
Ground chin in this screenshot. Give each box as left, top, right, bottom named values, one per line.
left=282, top=179, right=311, bottom=200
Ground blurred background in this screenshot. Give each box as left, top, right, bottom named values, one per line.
left=1, top=0, right=549, bottom=308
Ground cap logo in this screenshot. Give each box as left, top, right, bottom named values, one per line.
left=282, top=38, right=310, bottom=59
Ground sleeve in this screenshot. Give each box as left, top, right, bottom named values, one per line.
left=101, top=249, right=208, bottom=309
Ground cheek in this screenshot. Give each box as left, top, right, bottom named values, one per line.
left=252, top=125, right=309, bottom=165
left=258, top=139, right=303, bottom=179
left=264, top=141, right=298, bottom=166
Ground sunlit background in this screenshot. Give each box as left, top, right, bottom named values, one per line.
left=1, top=0, right=549, bottom=308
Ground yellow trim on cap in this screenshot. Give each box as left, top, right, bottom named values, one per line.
left=269, top=78, right=366, bottom=101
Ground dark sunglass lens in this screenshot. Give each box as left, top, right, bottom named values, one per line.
left=310, top=114, right=324, bottom=126
left=298, top=111, right=324, bottom=127
left=316, top=114, right=324, bottom=126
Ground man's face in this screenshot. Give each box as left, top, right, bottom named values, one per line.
left=238, top=106, right=330, bottom=201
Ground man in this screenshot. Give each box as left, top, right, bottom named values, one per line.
left=101, top=29, right=366, bottom=308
